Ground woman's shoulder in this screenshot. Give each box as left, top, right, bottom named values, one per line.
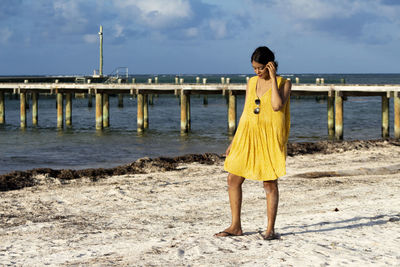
left=247, top=76, right=258, bottom=86
left=277, top=76, right=291, bottom=87
left=248, top=76, right=258, bottom=82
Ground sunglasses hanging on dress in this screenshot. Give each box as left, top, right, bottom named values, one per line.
left=254, top=98, right=260, bottom=114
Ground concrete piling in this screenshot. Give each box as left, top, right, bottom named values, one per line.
left=182, top=77, right=190, bottom=130
left=57, top=93, right=64, bottom=129
left=224, top=78, right=230, bottom=105
left=175, top=77, right=180, bottom=99
left=118, top=79, right=123, bottom=108
left=203, top=78, right=208, bottom=105
left=149, top=76, right=155, bottom=104
left=65, top=93, right=72, bottom=126
left=327, top=90, right=335, bottom=138
left=26, top=93, right=30, bottom=110
left=137, top=93, right=144, bottom=132
left=144, top=94, right=149, bottom=129
left=395, top=92, right=400, bottom=139
left=32, top=92, right=38, bottom=126
left=180, top=90, right=189, bottom=133
left=23, top=81, right=30, bottom=110
left=95, top=92, right=103, bottom=130
left=87, top=80, right=93, bottom=108
left=149, top=94, right=154, bottom=105
left=141, top=79, right=151, bottom=128
left=382, top=93, right=390, bottom=139
left=187, top=94, right=191, bottom=130
left=103, top=93, right=109, bottom=128
left=0, top=91, right=4, bottom=124
left=20, top=92, right=27, bottom=128
left=203, top=95, right=208, bottom=105
left=228, top=90, right=237, bottom=135
left=148, top=78, right=154, bottom=106
left=335, top=91, right=343, bottom=140
left=118, top=94, right=124, bottom=108
left=88, top=94, right=93, bottom=107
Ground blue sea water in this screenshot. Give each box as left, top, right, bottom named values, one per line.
left=0, top=73, right=399, bottom=174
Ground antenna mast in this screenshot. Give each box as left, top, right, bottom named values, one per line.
left=99, top=25, right=103, bottom=76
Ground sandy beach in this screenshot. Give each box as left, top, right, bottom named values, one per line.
left=1, top=140, right=400, bottom=266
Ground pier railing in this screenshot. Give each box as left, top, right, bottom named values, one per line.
left=0, top=81, right=399, bottom=140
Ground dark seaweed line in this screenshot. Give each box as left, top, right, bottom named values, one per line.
left=1, top=139, right=399, bottom=192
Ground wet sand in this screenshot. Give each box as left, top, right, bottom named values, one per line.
left=1, top=140, right=399, bottom=266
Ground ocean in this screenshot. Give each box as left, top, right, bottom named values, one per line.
left=0, top=73, right=399, bottom=174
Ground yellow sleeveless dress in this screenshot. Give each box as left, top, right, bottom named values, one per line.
left=224, top=76, right=290, bottom=181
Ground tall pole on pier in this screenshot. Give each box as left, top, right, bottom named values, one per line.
left=99, top=25, right=103, bottom=76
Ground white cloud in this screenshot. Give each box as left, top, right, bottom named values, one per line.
left=209, top=19, right=227, bottom=39
left=83, top=34, right=97, bottom=43
left=114, top=0, right=193, bottom=28
left=184, top=27, right=198, bottom=37
left=263, top=0, right=400, bottom=25
left=113, top=24, right=125, bottom=39
left=372, top=1, right=400, bottom=25
left=53, top=0, right=85, bottom=21
left=275, top=0, right=358, bottom=20
left=52, top=0, right=88, bottom=32
left=0, top=27, right=12, bottom=44
left=149, top=31, right=168, bottom=41
left=248, top=0, right=400, bottom=43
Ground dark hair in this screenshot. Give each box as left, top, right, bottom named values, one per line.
left=251, top=46, right=278, bottom=70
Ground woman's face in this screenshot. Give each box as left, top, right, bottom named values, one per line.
left=252, top=61, right=269, bottom=79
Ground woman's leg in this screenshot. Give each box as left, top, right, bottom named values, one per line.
left=215, top=173, right=245, bottom=236
left=263, top=180, right=279, bottom=239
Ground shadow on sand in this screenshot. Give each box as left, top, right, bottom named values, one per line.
left=280, top=214, right=400, bottom=236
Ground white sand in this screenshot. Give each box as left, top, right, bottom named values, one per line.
left=1, top=145, right=400, bottom=266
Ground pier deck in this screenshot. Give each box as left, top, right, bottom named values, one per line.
left=0, top=82, right=399, bottom=140
left=0, top=82, right=400, bottom=94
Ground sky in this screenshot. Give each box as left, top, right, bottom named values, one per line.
left=0, top=0, right=399, bottom=75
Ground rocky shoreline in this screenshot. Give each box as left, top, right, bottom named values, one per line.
left=1, top=139, right=399, bottom=191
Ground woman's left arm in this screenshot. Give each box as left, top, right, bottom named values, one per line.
left=268, top=62, right=292, bottom=111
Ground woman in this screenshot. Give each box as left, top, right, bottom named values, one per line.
left=215, top=46, right=291, bottom=240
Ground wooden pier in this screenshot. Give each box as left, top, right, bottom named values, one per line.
left=0, top=79, right=399, bottom=140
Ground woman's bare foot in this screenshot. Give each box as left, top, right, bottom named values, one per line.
left=261, top=230, right=278, bottom=240
left=214, top=227, right=243, bottom=237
